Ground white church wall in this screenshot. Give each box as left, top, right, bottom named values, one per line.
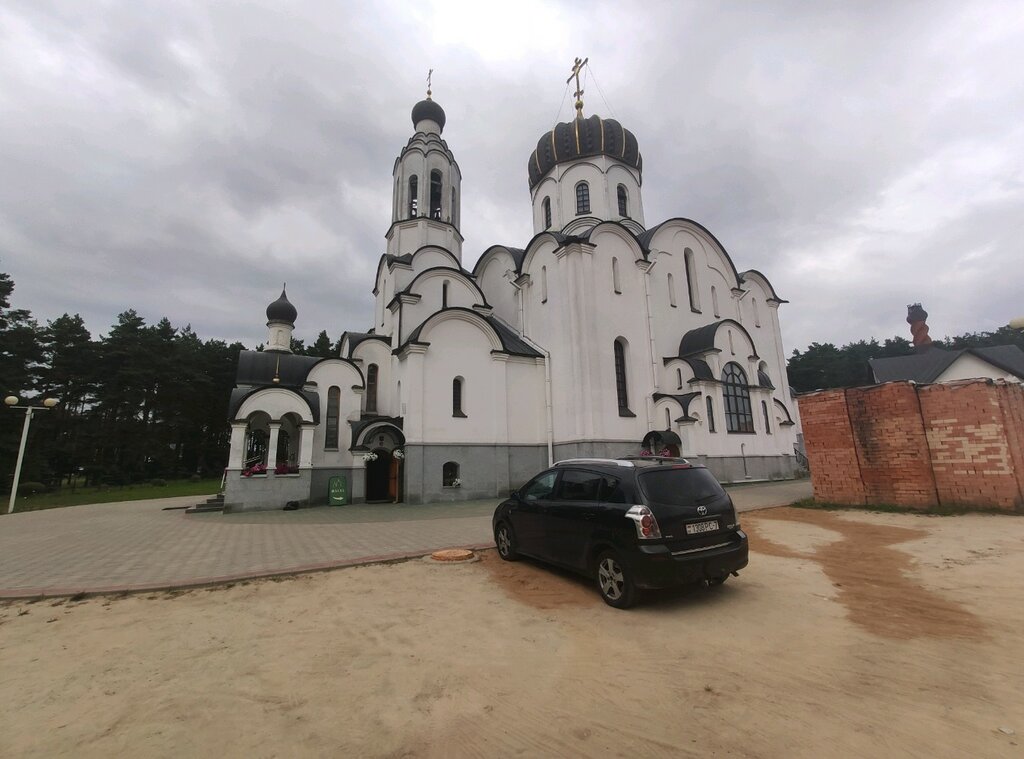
left=417, top=315, right=504, bottom=444
left=401, top=270, right=484, bottom=337
left=347, top=341, right=393, bottom=416
left=475, top=252, right=519, bottom=327
left=605, top=163, right=644, bottom=226
left=504, top=358, right=546, bottom=444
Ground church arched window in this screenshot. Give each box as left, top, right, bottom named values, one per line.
left=668, top=273, right=677, bottom=307
left=722, top=362, right=754, bottom=433
left=451, top=187, right=457, bottom=226
left=676, top=368, right=683, bottom=389
left=665, top=407, right=672, bottom=428
left=685, top=248, right=700, bottom=312
left=617, top=184, right=628, bottom=217
left=753, top=297, right=761, bottom=327
left=442, top=280, right=449, bottom=308
left=614, top=338, right=631, bottom=415
left=706, top=395, right=716, bottom=433
left=712, top=286, right=720, bottom=318
left=443, top=461, right=460, bottom=487
left=612, top=257, right=621, bottom=294
left=543, top=197, right=552, bottom=229
left=452, top=376, right=466, bottom=417
left=575, top=182, right=590, bottom=215
left=762, top=400, right=772, bottom=435
left=430, top=169, right=443, bottom=219
left=325, top=386, right=340, bottom=449
left=365, top=365, right=378, bottom=414
left=408, top=175, right=418, bottom=218
left=541, top=266, right=548, bottom=303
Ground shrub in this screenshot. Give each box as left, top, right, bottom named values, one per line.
left=18, top=481, right=49, bottom=496
left=150, top=478, right=167, bottom=487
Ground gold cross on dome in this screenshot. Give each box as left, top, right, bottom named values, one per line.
left=566, top=56, right=588, bottom=118
left=427, top=68, right=433, bottom=99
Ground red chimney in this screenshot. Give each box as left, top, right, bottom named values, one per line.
left=907, top=303, right=933, bottom=352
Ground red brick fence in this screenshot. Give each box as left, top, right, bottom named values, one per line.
left=797, top=380, right=1024, bottom=511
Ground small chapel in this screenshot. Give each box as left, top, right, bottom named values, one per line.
left=221, top=69, right=802, bottom=510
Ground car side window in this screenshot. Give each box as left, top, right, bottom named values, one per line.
left=600, top=476, right=627, bottom=504
left=521, top=471, right=557, bottom=502
left=553, top=469, right=603, bottom=502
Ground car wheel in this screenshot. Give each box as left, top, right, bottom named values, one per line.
left=595, top=551, right=637, bottom=609
left=494, top=521, right=519, bottom=561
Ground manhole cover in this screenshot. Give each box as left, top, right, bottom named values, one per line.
left=430, top=549, right=475, bottom=562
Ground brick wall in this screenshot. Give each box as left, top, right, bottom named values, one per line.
left=798, top=380, right=1024, bottom=512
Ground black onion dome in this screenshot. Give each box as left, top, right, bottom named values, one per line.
left=266, top=288, right=297, bottom=324
left=411, top=98, right=446, bottom=131
left=528, top=114, right=642, bottom=189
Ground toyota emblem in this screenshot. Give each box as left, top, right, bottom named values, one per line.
left=697, top=505, right=708, bottom=516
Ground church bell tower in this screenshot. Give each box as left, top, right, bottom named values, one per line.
left=387, top=77, right=464, bottom=262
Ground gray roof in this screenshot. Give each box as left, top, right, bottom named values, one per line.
left=397, top=308, right=542, bottom=358
left=869, top=345, right=1024, bottom=383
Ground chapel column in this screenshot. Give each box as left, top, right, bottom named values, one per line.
left=298, top=424, right=315, bottom=468
left=228, top=423, right=247, bottom=470
left=267, top=422, right=281, bottom=469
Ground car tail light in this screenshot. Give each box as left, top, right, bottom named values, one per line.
left=626, top=505, right=662, bottom=540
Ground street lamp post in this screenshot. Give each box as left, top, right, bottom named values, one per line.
left=4, top=396, right=59, bottom=515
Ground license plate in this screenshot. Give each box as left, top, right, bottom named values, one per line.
left=686, top=520, right=719, bottom=535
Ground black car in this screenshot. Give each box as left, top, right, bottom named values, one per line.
left=492, top=457, right=748, bottom=608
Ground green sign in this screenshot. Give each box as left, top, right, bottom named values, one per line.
left=328, top=475, right=348, bottom=506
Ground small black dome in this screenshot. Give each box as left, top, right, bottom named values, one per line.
left=266, top=288, right=297, bottom=324
left=528, top=114, right=642, bottom=190
left=411, top=98, right=446, bottom=131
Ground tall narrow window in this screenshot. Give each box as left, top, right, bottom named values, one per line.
left=617, top=184, right=628, bottom=217
left=706, top=396, right=716, bottom=433
left=442, top=280, right=449, bottom=308
left=541, top=266, right=548, bottom=303
left=665, top=407, right=671, bottom=428
left=429, top=169, right=442, bottom=219
left=612, top=257, right=621, bottom=293
left=722, top=362, right=754, bottom=433
left=676, top=368, right=683, bottom=389
left=614, top=339, right=631, bottom=415
left=408, top=175, right=418, bottom=218
left=452, top=377, right=466, bottom=417
left=762, top=400, right=772, bottom=435
left=712, top=286, right=720, bottom=317
left=543, top=197, right=552, bottom=229
left=451, top=187, right=457, bottom=226
left=365, top=365, right=378, bottom=414
left=325, top=386, right=340, bottom=449
left=575, top=182, right=590, bottom=215
left=753, top=297, right=761, bottom=327
left=728, top=330, right=735, bottom=355
left=685, top=249, right=700, bottom=312
left=668, top=273, right=677, bottom=307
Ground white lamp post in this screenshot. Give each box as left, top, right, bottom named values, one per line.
left=4, top=395, right=59, bottom=515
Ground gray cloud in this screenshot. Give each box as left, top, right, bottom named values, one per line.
left=1, top=0, right=1021, bottom=354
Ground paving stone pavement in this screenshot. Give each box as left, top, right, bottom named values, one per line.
left=0, top=479, right=811, bottom=598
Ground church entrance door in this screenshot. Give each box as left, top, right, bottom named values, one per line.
left=365, top=448, right=393, bottom=503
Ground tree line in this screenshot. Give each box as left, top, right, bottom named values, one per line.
left=0, top=271, right=339, bottom=493
left=787, top=328, right=1024, bottom=392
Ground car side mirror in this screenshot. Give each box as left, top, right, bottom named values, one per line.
left=510, top=489, right=519, bottom=499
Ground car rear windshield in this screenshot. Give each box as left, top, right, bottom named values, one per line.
left=638, top=468, right=727, bottom=507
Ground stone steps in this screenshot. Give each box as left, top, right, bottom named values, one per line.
left=185, top=493, right=225, bottom=514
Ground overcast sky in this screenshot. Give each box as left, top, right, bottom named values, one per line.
left=2, top=0, right=1022, bottom=354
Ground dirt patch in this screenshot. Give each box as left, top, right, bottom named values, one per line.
left=745, top=507, right=985, bottom=640
left=478, top=549, right=598, bottom=609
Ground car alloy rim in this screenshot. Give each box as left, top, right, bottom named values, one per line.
left=497, top=527, right=510, bottom=555
left=598, top=557, right=624, bottom=600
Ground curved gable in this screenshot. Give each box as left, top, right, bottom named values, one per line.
left=740, top=270, right=787, bottom=304
left=640, top=218, right=742, bottom=288
left=405, top=266, right=487, bottom=306
left=678, top=319, right=759, bottom=360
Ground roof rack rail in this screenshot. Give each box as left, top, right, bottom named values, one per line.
left=554, top=458, right=636, bottom=468
left=617, top=455, right=692, bottom=465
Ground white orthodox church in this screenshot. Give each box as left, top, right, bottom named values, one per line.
left=221, top=83, right=802, bottom=510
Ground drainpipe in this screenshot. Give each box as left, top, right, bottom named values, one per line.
left=740, top=442, right=750, bottom=479
left=640, top=259, right=659, bottom=431
left=506, top=272, right=555, bottom=466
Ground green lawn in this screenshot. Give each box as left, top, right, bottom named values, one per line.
left=3, top=478, right=222, bottom=514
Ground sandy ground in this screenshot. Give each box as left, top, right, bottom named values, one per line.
left=1, top=507, right=1022, bottom=758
